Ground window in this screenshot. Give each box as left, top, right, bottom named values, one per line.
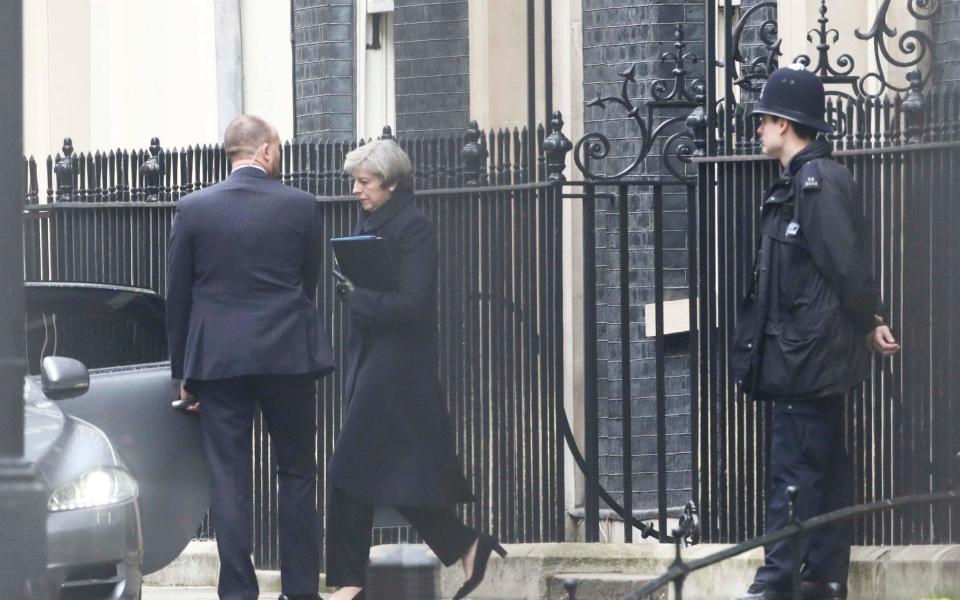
left=24, top=286, right=167, bottom=374
left=356, top=0, right=395, bottom=139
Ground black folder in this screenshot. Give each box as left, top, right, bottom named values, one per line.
left=330, top=235, right=398, bottom=292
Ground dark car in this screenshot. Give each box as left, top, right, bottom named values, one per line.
left=23, top=282, right=210, bottom=600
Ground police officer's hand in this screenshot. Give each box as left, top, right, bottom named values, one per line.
left=333, top=269, right=354, bottom=301
left=868, top=324, right=901, bottom=356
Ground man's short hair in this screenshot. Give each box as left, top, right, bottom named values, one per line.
left=224, top=115, right=276, bottom=161
left=789, top=120, right=820, bottom=142
left=342, top=139, right=414, bottom=191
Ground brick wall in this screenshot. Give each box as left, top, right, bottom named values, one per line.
left=581, top=0, right=705, bottom=513
left=935, top=0, right=960, bottom=84
left=393, top=0, right=470, bottom=136
left=293, top=0, right=354, bottom=140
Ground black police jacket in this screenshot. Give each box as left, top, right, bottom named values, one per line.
left=731, top=139, right=881, bottom=401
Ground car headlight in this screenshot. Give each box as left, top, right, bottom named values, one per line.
left=48, top=467, right=138, bottom=512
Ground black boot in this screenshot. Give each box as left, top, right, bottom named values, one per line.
left=801, top=580, right=847, bottom=600
left=730, top=582, right=791, bottom=600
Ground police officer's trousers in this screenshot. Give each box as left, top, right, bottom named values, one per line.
left=754, top=396, right=854, bottom=589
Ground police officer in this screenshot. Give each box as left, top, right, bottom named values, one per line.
left=730, top=66, right=901, bottom=600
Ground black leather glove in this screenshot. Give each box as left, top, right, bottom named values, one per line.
left=333, top=269, right=354, bottom=301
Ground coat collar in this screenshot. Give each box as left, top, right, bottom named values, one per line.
left=355, top=188, right=414, bottom=234
left=229, top=165, right=273, bottom=182
left=785, top=138, right=831, bottom=176
left=764, top=138, right=832, bottom=206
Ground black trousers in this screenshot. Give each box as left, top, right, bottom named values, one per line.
left=325, top=485, right=478, bottom=588
left=196, top=375, right=320, bottom=600
left=754, top=396, right=854, bottom=589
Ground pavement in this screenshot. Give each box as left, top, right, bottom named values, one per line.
left=143, top=587, right=319, bottom=600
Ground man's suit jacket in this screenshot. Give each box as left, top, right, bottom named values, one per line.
left=165, top=166, right=335, bottom=383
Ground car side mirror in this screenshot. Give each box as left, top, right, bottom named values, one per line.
left=41, top=356, right=90, bottom=400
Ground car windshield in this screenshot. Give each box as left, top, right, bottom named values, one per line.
left=24, top=284, right=167, bottom=375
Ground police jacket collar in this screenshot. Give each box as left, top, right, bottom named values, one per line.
left=356, top=187, right=414, bottom=234
left=786, top=138, right=832, bottom=176
left=764, top=139, right=832, bottom=206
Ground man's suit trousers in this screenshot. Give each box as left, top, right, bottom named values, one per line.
left=196, top=375, right=320, bottom=600
left=325, top=485, right=477, bottom=587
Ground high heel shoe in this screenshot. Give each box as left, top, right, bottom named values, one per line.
left=452, top=533, right=507, bottom=600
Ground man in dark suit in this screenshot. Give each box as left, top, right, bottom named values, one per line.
left=166, top=115, right=335, bottom=600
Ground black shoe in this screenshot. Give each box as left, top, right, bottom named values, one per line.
left=801, top=580, right=847, bottom=600
left=731, top=582, right=791, bottom=600
left=278, top=594, right=321, bottom=600
left=452, top=533, right=507, bottom=600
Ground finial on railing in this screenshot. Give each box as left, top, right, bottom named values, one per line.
left=461, top=120, right=487, bottom=187
left=903, top=69, right=926, bottom=114
left=542, top=111, right=572, bottom=182
left=902, top=69, right=927, bottom=144
left=379, top=125, right=394, bottom=140
left=54, top=137, right=76, bottom=201
left=139, top=137, right=163, bottom=201
left=677, top=500, right=701, bottom=546
left=686, top=105, right=708, bottom=158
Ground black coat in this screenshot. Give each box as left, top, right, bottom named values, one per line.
left=166, top=167, right=335, bottom=383
left=328, top=189, right=473, bottom=507
left=731, top=140, right=881, bottom=400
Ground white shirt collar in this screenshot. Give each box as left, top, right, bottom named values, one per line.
left=232, top=163, right=267, bottom=175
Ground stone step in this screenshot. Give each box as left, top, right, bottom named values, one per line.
left=547, top=573, right=668, bottom=600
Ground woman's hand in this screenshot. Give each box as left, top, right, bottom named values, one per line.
left=334, top=269, right=355, bottom=301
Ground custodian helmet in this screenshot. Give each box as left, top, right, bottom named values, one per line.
left=753, top=65, right=834, bottom=133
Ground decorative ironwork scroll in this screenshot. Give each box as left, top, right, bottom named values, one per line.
left=853, top=0, right=940, bottom=98
left=728, top=0, right=939, bottom=104
left=729, top=1, right=781, bottom=94
left=574, top=24, right=703, bottom=181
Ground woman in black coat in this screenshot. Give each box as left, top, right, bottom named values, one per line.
left=326, top=139, right=504, bottom=600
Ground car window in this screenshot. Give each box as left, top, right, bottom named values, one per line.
left=24, top=287, right=167, bottom=375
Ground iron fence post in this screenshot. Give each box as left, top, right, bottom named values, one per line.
left=582, top=182, right=600, bottom=542
left=139, top=137, right=162, bottom=202
left=563, top=577, right=577, bottom=600
left=671, top=527, right=687, bottom=600
left=617, top=183, right=633, bottom=543
left=653, top=184, right=668, bottom=540
left=542, top=112, right=572, bottom=182
left=902, top=69, right=926, bottom=143
left=54, top=137, right=76, bottom=201
left=461, top=121, right=486, bottom=187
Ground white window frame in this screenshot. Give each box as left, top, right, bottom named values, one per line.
left=356, top=0, right=395, bottom=140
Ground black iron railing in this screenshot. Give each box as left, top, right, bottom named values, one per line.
left=21, top=123, right=572, bottom=569
left=562, top=484, right=960, bottom=600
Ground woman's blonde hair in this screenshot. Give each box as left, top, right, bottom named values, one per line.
left=343, top=139, right=413, bottom=190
